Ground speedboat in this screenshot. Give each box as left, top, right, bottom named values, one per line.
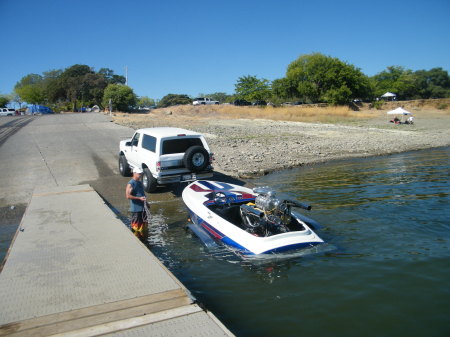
left=182, top=180, right=324, bottom=255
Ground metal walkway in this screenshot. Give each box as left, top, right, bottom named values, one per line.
left=0, top=185, right=233, bottom=337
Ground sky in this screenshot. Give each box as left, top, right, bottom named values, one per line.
left=1, top=0, right=449, bottom=101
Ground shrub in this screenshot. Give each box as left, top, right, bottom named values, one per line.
left=157, top=94, right=192, bottom=108
left=371, top=100, right=384, bottom=110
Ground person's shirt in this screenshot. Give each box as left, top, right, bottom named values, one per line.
left=128, top=179, right=145, bottom=212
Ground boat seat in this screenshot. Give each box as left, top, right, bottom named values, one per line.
left=215, top=205, right=242, bottom=224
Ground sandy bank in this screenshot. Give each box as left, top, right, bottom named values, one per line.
left=112, top=103, right=450, bottom=178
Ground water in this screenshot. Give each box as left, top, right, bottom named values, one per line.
left=146, top=148, right=450, bottom=337
left=1, top=148, right=449, bottom=336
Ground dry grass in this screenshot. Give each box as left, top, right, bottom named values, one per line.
left=151, top=104, right=376, bottom=123
left=112, top=98, right=450, bottom=127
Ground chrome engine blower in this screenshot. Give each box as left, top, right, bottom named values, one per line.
left=240, top=187, right=312, bottom=236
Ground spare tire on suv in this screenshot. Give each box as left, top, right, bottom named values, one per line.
left=183, top=145, right=209, bottom=172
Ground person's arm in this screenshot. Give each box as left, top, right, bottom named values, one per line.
left=126, top=183, right=146, bottom=201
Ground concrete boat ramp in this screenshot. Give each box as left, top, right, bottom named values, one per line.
left=0, top=185, right=233, bottom=336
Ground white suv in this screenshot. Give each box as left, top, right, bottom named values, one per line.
left=0, top=108, right=16, bottom=116
left=119, top=127, right=214, bottom=192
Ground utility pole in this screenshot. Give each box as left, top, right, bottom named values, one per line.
left=125, top=66, right=128, bottom=86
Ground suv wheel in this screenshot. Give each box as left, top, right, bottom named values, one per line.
left=183, top=146, right=209, bottom=172
left=143, top=167, right=157, bottom=193
left=119, top=155, right=131, bottom=176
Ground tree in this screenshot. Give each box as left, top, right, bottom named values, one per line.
left=235, top=75, right=271, bottom=101
left=414, top=67, right=450, bottom=98
left=14, top=73, right=46, bottom=106
left=81, top=73, right=108, bottom=106
left=42, top=69, right=65, bottom=104
left=13, top=65, right=129, bottom=111
left=271, top=77, right=299, bottom=101
left=137, top=96, right=155, bottom=108
left=157, top=94, right=192, bottom=108
left=286, top=53, right=372, bottom=104
left=0, top=95, right=9, bottom=107
left=98, top=68, right=126, bottom=85
left=11, top=93, right=23, bottom=109
left=371, top=66, right=418, bottom=100
left=102, top=84, right=137, bottom=112
left=14, top=74, right=43, bottom=88
left=59, top=65, right=95, bottom=110
left=15, top=85, right=45, bottom=105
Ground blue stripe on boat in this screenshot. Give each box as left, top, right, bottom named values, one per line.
left=198, top=181, right=234, bottom=191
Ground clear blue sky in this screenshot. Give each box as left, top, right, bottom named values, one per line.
left=1, top=0, right=449, bottom=101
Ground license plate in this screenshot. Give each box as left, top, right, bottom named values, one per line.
left=182, top=173, right=197, bottom=181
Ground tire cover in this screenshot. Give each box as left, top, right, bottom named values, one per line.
left=183, top=146, right=209, bottom=172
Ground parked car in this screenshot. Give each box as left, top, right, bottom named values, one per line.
left=192, top=97, right=219, bottom=105
left=119, top=127, right=214, bottom=192
left=252, top=100, right=267, bottom=106
left=233, top=99, right=251, bottom=106
left=0, top=108, right=16, bottom=116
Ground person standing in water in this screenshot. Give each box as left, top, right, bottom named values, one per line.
left=125, top=167, right=149, bottom=240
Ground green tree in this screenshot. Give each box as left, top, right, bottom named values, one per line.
left=13, top=65, right=129, bottom=111
left=286, top=53, right=372, bottom=104
left=414, top=67, right=450, bottom=98
left=157, top=94, right=192, bottom=108
left=11, top=93, right=23, bottom=109
left=60, top=65, right=95, bottom=110
left=235, top=75, right=271, bottom=101
left=0, top=95, right=10, bottom=107
left=137, top=96, right=155, bottom=108
left=271, top=77, right=298, bottom=101
left=14, top=73, right=46, bottom=106
left=14, top=74, right=43, bottom=88
left=102, top=84, right=137, bottom=112
left=98, top=68, right=126, bottom=85
left=81, top=73, right=108, bottom=106
left=42, top=69, right=65, bottom=104
left=371, top=66, right=418, bottom=100
left=15, top=84, right=46, bottom=105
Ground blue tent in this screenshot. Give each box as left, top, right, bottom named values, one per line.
left=27, top=105, right=53, bottom=114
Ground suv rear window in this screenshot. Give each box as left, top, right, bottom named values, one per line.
left=162, top=138, right=203, bottom=155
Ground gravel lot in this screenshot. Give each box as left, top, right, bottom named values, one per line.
left=113, top=105, right=450, bottom=178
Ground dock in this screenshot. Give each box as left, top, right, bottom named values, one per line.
left=0, top=185, right=233, bottom=337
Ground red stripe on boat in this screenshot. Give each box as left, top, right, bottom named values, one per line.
left=201, top=222, right=224, bottom=239
left=190, top=184, right=212, bottom=192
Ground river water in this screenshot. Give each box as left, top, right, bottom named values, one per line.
left=147, top=147, right=450, bottom=337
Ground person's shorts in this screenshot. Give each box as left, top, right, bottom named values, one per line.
left=130, top=212, right=148, bottom=239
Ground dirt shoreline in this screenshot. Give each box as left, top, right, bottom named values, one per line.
left=112, top=105, right=450, bottom=178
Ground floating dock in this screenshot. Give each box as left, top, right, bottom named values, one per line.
left=0, top=185, right=233, bottom=336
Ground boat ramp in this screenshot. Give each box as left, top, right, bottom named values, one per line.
left=0, top=184, right=233, bottom=336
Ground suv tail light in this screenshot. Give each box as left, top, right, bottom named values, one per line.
left=156, top=161, right=161, bottom=172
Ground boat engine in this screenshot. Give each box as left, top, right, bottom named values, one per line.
left=240, top=187, right=312, bottom=236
